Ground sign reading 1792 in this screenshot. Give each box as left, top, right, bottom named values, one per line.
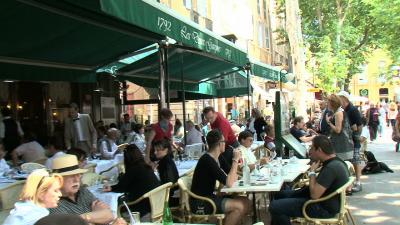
left=156, top=16, right=232, bottom=60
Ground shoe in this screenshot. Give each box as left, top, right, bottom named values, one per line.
left=346, top=190, right=353, bottom=196
left=352, top=183, right=362, bottom=192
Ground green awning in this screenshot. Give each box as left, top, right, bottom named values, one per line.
left=0, top=63, right=96, bottom=83
left=118, top=48, right=237, bottom=82
left=251, top=60, right=281, bottom=81
left=100, top=0, right=248, bottom=66
left=215, top=71, right=251, bottom=97
left=0, top=0, right=163, bottom=81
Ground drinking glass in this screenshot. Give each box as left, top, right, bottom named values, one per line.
left=289, top=150, right=294, bottom=159
left=131, top=212, right=140, bottom=224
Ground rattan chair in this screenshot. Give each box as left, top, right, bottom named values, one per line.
left=99, top=162, right=125, bottom=176
left=0, top=180, right=25, bottom=210
left=20, top=162, right=46, bottom=174
left=32, top=157, right=48, bottom=165
left=117, top=182, right=173, bottom=222
left=291, top=177, right=356, bottom=225
left=177, top=176, right=225, bottom=225
left=84, top=162, right=97, bottom=173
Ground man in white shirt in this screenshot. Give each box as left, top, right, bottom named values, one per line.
left=64, top=103, right=97, bottom=154
left=45, top=137, right=65, bottom=169
left=99, top=128, right=119, bottom=159
left=182, top=121, right=203, bottom=146
left=0, top=144, right=10, bottom=174
left=12, top=133, right=46, bottom=165
left=237, top=130, right=269, bottom=171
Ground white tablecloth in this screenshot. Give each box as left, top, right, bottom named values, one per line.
left=176, top=160, right=197, bottom=177
left=88, top=185, right=123, bottom=216
left=89, top=154, right=124, bottom=178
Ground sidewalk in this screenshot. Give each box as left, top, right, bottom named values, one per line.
left=348, top=126, right=400, bottom=225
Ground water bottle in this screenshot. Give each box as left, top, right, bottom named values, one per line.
left=243, top=160, right=251, bottom=185
left=163, top=202, right=173, bottom=225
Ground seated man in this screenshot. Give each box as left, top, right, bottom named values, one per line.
left=98, top=128, right=119, bottom=159
left=190, top=130, right=250, bottom=225
left=237, top=131, right=269, bottom=171
left=49, top=154, right=114, bottom=224
left=290, top=116, right=316, bottom=143
left=11, top=132, right=46, bottom=166
left=269, top=135, right=350, bottom=225
left=45, top=137, right=65, bottom=169
left=182, top=121, right=203, bottom=146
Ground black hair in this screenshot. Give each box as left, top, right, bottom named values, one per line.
left=312, top=135, right=334, bottom=154
left=109, top=123, right=117, bottom=128
left=293, top=116, right=304, bottom=126
left=66, top=148, right=87, bottom=161
left=159, top=108, right=173, bottom=120
left=124, top=144, right=150, bottom=170
left=152, top=138, right=172, bottom=155
left=34, top=214, right=88, bottom=225
left=47, top=136, right=63, bottom=150
left=206, top=129, right=223, bottom=151
left=202, top=106, right=215, bottom=115
left=69, top=102, right=79, bottom=110
left=238, top=130, right=253, bottom=143
left=133, top=123, right=144, bottom=133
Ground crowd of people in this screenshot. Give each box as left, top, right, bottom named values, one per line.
left=0, top=92, right=399, bottom=225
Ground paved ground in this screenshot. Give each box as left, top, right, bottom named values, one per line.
left=348, top=126, right=400, bottom=225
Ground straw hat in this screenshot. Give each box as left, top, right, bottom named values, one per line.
left=51, top=154, right=87, bottom=176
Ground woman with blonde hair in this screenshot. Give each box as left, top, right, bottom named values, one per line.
left=326, top=94, right=354, bottom=160
left=4, top=169, right=63, bottom=225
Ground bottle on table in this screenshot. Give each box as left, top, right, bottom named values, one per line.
left=163, top=201, right=173, bottom=225
left=242, top=159, right=251, bottom=185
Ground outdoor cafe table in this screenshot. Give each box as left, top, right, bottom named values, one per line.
left=88, top=184, right=123, bottom=216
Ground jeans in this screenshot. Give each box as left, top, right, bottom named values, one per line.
left=269, top=188, right=334, bottom=225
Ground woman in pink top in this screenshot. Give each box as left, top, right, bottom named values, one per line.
left=388, top=103, right=398, bottom=128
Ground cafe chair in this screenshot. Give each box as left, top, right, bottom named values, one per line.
left=20, top=162, right=46, bottom=174
left=99, top=162, right=125, bottom=176
left=184, top=143, right=204, bottom=160
left=32, top=157, right=48, bottom=165
left=84, top=162, right=97, bottom=173
left=177, top=176, right=225, bottom=225
left=117, top=182, right=173, bottom=222
left=117, top=143, right=129, bottom=151
left=291, top=177, right=355, bottom=225
left=81, top=172, right=104, bottom=187
left=0, top=180, right=25, bottom=210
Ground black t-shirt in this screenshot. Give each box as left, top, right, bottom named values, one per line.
left=191, top=153, right=227, bottom=197
left=317, top=157, right=350, bottom=214
left=158, top=154, right=179, bottom=196
left=290, top=126, right=305, bottom=142
left=344, top=103, right=362, bottom=148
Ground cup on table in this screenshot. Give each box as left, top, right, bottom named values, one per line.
left=131, top=212, right=140, bottom=224
left=289, top=150, right=294, bottom=159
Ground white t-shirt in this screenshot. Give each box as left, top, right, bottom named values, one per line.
left=360, top=126, right=370, bottom=152
left=3, top=201, right=49, bottom=225
left=14, top=141, right=45, bottom=162
left=99, top=139, right=118, bottom=159
left=45, top=151, right=65, bottom=169
left=0, top=158, right=10, bottom=174
left=238, top=145, right=257, bottom=165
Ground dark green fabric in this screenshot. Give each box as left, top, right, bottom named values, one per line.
left=0, top=0, right=164, bottom=82
left=251, top=61, right=282, bottom=81
left=0, top=63, right=96, bottom=83
left=118, top=49, right=236, bottom=82
left=100, top=0, right=248, bottom=66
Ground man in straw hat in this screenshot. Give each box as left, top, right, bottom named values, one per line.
left=49, top=154, right=114, bottom=224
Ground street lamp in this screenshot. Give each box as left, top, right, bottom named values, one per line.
left=279, top=69, right=294, bottom=92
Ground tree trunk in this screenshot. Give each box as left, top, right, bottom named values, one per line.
left=286, top=0, right=308, bottom=118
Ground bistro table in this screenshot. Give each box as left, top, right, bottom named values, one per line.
left=221, top=157, right=309, bottom=222
left=88, top=184, right=123, bottom=216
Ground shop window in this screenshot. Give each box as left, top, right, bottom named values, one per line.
left=379, top=88, right=389, bottom=96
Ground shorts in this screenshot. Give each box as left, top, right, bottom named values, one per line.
left=190, top=196, right=229, bottom=214
left=351, top=147, right=362, bottom=164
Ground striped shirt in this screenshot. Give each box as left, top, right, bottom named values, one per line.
left=49, top=187, right=96, bottom=215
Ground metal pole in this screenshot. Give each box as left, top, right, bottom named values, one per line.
left=181, top=52, right=187, bottom=145
left=158, top=42, right=167, bottom=109
left=165, top=47, right=170, bottom=108
left=245, top=64, right=251, bottom=119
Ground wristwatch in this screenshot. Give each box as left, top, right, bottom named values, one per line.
left=308, top=171, right=317, bottom=177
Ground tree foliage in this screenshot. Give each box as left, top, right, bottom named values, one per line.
left=298, top=0, right=396, bottom=93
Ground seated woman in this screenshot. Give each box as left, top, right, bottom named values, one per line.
left=4, top=169, right=63, bottom=225
left=263, top=123, right=276, bottom=152
left=103, top=144, right=160, bottom=218
left=128, top=124, right=146, bottom=155
left=0, top=143, right=11, bottom=174
left=153, top=139, right=179, bottom=207
left=237, top=131, right=269, bottom=171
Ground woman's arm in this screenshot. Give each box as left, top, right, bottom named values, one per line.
left=145, top=130, right=155, bottom=163
left=327, top=111, right=343, bottom=134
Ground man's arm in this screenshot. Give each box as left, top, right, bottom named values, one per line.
left=81, top=208, right=114, bottom=224
left=226, top=150, right=241, bottom=187
left=308, top=161, right=326, bottom=199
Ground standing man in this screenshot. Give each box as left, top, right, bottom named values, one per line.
left=337, top=91, right=363, bottom=192
left=0, top=108, right=24, bottom=159
left=203, top=106, right=239, bottom=173
left=366, top=103, right=380, bottom=142
left=64, top=103, right=97, bottom=155
left=269, top=135, right=350, bottom=225
left=120, top=113, right=136, bottom=141
left=318, top=100, right=333, bottom=136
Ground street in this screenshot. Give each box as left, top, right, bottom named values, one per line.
left=348, top=126, right=400, bottom=225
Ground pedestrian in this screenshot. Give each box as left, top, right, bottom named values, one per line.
left=388, top=102, right=398, bottom=128
left=392, top=112, right=400, bottom=152
left=366, top=103, right=380, bottom=141
left=378, top=104, right=386, bottom=137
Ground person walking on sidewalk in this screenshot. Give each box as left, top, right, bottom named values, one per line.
left=393, top=113, right=400, bottom=152
left=366, top=103, right=380, bottom=142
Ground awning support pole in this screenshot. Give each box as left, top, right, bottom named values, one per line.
left=165, top=46, right=170, bottom=108
left=158, top=41, right=167, bottom=109
left=180, top=52, right=187, bottom=145
left=245, top=63, right=251, bottom=119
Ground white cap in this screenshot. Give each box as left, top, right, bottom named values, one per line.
left=337, top=91, right=351, bottom=101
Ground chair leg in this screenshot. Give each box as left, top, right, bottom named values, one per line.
left=346, top=208, right=357, bottom=225
left=217, top=217, right=224, bottom=225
